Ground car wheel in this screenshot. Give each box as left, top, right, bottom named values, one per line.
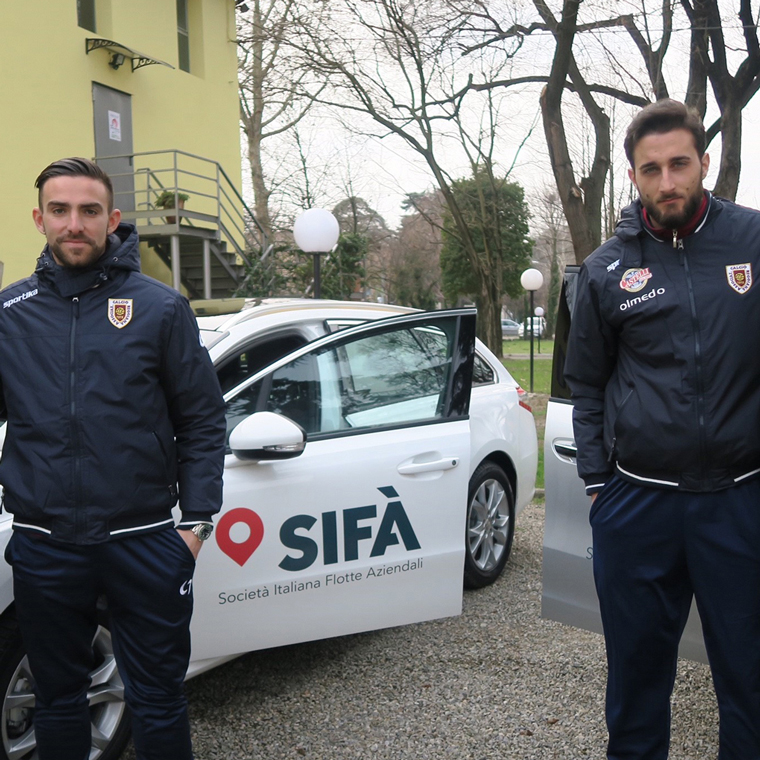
left=0, top=611, right=130, bottom=760
left=464, top=462, right=515, bottom=589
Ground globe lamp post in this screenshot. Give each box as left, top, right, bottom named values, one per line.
left=520, top=268, right=544, bottom=392
left=534, top=305, right=545, bottom=354
left=293, top=208, right=340, bottom=299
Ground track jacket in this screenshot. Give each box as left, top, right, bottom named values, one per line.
left=0, top=223, right=226, bottom=544
left=565, top=194, right=760, bottom=494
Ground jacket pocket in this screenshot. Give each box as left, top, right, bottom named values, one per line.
left=606, top=387, right=634, bottom=463
left=151, top=431, right=175, bottom=484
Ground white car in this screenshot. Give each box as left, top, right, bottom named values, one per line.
left=517, top=316, right=546, bottom=338
left=0, top=299, right=537, bottom=759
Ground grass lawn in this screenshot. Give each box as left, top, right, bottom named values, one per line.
left=503, top=338, right=554, bottom=356
left=500, top=357, right=552, bottom=395
left=501, top=355, right=552, bottom=491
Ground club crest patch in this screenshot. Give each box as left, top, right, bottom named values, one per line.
left=619, top=268, right=652, bottom=293
left=108, top=299, right=133, bottom=329
left=726, top=263, right=752, bottom=294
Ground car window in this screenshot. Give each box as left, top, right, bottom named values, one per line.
left=335, top=325, right=451, bottom=429
left=223, top=318, right=460, bottom=442
left=224, top=379, right=263, bottom=449
left=472, top=354, right=495, bottom=386
left=216, top=333, right=309, bottom=394
left=265, top=353, right=322, bottom=432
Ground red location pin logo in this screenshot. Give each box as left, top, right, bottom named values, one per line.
left=216, top=508, right=265, bottom=566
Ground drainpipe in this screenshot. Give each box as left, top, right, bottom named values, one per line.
left=203, top=239, right=212, bottom=299
left=171, top=235, right=181, bottom=292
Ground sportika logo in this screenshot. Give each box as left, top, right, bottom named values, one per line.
left=3, top=289, right=38, bottom=309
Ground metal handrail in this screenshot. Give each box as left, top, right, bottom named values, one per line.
left=94, top=149, right=267, bottom=272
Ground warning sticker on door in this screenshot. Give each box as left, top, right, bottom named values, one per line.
left=108, top=111, right=121, bottom=141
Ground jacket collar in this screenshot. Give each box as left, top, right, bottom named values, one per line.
left=615, top=193, right=718, bottom=268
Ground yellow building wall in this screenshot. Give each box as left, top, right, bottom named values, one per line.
left=0, top=0, right=241, bottom=289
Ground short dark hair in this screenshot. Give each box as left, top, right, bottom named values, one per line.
left=35, top=157, right=115, bottom=211
left=624, top=99, right=706, bottom=166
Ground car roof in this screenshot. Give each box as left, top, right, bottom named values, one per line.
left=193, top=297, right=416, bottom=332
left=193, top=296, right=519, bottom=389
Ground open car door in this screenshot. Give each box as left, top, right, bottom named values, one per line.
left=190, top=309, right=476, bottom=661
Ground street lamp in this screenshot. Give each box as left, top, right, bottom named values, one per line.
left=534, top=306, right=545, bottom=354
left=520, top=268, right=544, bottom=392
left=293, top=208, right=340, bottom=298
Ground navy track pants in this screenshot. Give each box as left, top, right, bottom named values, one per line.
left=5, top=527, right=196, bottom=760
left=591, top=475, right=760, bottom=760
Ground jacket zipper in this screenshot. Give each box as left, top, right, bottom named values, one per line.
left=70, top=296, right=82, bottom=537
left=680, top=240, right=708, bottom=476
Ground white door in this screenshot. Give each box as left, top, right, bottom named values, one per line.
left=190, top=310, right=475, bottom=660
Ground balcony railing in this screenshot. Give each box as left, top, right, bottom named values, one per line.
left=94, top=149, right=267, bottom=271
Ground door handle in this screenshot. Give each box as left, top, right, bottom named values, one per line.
left=398, top=457, right=460, bottom=475
left=553, top=440, right=577, bottom=460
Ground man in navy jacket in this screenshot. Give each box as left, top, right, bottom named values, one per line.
left=566, top=100, right=760, bottom=759
left=0, top=158, right=226, bottom=760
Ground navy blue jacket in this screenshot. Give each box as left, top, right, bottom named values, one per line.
left=0, top=223, right=226, bottom=544
left=565, top=195, right=760, bottom=494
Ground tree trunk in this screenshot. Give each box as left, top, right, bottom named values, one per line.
left=540, top=90, right=596, bottom=263
left=248, top=128, right=272, bottom=238
left=475, top=274, right=503, bottom=359
left=240, top=0, right=273, bottom=241
left=545, top=233, right=561, bottom=338
left=712, top=97, right=742, bottom=200
left=536, top=0, right=609, bottom=263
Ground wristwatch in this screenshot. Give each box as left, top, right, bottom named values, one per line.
left=191, top=523, right=214, bottom=541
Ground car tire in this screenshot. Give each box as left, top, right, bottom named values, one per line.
left=464, top=462, right=515, bottom=589
left=0, top=610, right=131, bottom=760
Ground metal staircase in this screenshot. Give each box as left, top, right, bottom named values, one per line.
left=94, top=150, right=267, bottom=298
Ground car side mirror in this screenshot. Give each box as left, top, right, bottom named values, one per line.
left=229, top=412, right=306, bottom=461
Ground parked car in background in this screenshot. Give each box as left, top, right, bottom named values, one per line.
left=542, top=268, right=707, bottom=663
left=501, top=318, right=520, bottom=338
left=517, top=316, right=546, bottom=338
left=0, top=298, right=537, bottom=760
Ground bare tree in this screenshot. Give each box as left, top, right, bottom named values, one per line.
left=387, top=193, right=445, bottom=310
left=532, top=188, right=574, bottom=337
left=681, top=0, right=760, bottom=199
left=237, top=0, right=327, bottom=238
left=454, top=0, right=760, bottom=256
left=332, top=195, right=395, bottom=300
left=294, top=0, right=538, bottom=353
left=451, top=0, right=660, bottom=261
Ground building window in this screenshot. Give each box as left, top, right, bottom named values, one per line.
left=78, top=0, right=96, bottom=32
left=177, top=0, right=190, bottom=72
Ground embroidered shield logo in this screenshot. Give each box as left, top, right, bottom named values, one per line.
left=108, top=299, right=133, bottom=329
left=619, top=268, right=652, bottom=293
left=726, top=264, right=752, bottom=294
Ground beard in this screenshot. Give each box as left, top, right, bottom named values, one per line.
left=643, top=186, right=704, bottom=230
left=50, top=235, right=107, bottom=269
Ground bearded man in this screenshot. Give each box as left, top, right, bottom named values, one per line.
left=565, top=99, right=760, bottom=759
left=0, top=157, right=226, bottom=760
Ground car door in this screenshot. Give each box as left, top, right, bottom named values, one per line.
left=542, top=268, right=707, bottom=663
left=190, top=309, right=476, bottom=661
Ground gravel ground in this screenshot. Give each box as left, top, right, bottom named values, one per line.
left=124, top=501, right=720, bottom=759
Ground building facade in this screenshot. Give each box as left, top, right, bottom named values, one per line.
left=1, top=0, right=249, bottom=294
